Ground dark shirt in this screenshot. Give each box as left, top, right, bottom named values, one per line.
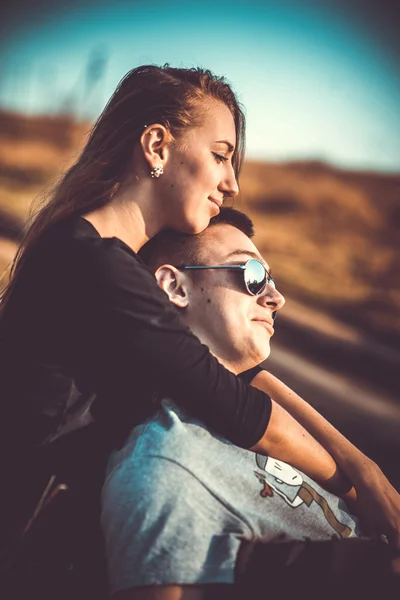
left=0, top=216, right=270, bottom=457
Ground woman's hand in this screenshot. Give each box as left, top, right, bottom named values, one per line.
left=349, top=460, right=400, bottom=553
left=250, top=370, right=400, bottom=555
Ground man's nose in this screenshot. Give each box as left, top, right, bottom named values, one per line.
left=258, top=285, right=285, bottom=312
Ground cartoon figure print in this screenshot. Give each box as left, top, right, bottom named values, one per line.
left=254, top=454, right=352, bottom=538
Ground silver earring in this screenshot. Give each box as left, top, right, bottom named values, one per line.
left=150, top=166, right=164, bottom=178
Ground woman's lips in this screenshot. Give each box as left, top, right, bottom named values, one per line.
left=208, top=199, right=220, bottom=214
left=209, top=197, right=222, bottom=209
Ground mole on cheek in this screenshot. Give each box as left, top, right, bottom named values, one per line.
left=200, top=288, right=204, bottom=292
left=207, top=298, right=211, bottom=304
left=171, top=184, right=174, bottom=188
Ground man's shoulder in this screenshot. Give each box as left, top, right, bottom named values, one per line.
left=109, top=400, right=231, bottom=461
left=106, top=399, right=249, bottom=487
left=102, top=414, right=246, bottom=593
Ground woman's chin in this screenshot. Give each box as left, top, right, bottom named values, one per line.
left=182, top=216, right=210, bottom=235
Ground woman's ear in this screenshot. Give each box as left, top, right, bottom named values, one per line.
left=155, top=265, right=189, bottom=309
left=140, top=124, right=172, bottom=171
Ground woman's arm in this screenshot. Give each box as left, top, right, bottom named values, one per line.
left=238, top=367, right=353, bottom=495
left=249, top=369, right=390, bottom=481
left=250, top=369, right=400, bottom=549
left=81, top=241, right=354, bottom=493
left=250, top=399, right=354, bottom=496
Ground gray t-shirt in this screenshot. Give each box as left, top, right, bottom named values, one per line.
left=101, top=399, right=360, bottom=594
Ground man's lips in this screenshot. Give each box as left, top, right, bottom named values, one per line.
left=253, top=318, right=275, bottom=334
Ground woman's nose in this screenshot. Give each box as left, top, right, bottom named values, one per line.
left=220, top=164, right=239, bottom=199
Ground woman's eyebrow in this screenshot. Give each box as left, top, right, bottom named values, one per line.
left=214, top=140, right=235, bottom=152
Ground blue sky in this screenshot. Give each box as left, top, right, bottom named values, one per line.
left=1, top=0, right=400, bottom=171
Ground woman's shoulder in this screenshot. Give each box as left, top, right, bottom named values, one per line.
left=25, top=214, right=177, bottom=319
left=41, top=215, right=133, bottom=253
left=37, top=215, right=146, bottom=276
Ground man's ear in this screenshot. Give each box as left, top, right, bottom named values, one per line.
left=155, top=265, right=190, bottom=308
left=140, top=124, right=172, bottom=171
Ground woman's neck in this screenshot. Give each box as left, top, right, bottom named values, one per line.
left=82, top=180, right=164, bottom=253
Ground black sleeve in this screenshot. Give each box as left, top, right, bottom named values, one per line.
left=76, top=238, right=272, bottom=449
left=238, top=365, right=264, bottom=384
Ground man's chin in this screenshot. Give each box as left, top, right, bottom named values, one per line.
left=256, top=347, right=271, bottom=365
left=239, top=349, right=271, bottom=374
left=254, top=339, right=271, bottom=363
left=259, top=351, right=271, bottom=364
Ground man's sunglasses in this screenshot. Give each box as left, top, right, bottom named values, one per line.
left=178, top=258, right=275, bottom=297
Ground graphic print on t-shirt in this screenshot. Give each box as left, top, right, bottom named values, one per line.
left=254, top=454, right=352, bottom=538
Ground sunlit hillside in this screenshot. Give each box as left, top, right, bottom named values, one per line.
left=1, top=110, right=399, bottom=349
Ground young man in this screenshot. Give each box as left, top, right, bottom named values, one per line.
left=102, top=208, right=399, bottom=599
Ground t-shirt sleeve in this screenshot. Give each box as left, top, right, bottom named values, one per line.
left=102, top=455, right=248, bottom=593
left=75, top=239, right=272, bottom=449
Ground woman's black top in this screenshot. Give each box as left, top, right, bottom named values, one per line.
left=0, top=216, right=271, bottom=455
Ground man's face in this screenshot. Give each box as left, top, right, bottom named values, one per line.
left=159, top=224, right=285, bottom=374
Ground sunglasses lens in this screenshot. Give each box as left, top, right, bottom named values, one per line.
left=245, top=259, right=267, bottom=295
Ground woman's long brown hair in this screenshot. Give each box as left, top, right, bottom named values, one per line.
left=0, top=65, right=246, bottom=316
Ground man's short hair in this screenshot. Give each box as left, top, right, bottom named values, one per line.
left=138, top=207, right=255, bottom=272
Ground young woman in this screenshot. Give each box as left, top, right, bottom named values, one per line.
left=0, top=67, right=269, bottom=451
left=0, top=66, right=287, bottom=557
left=0, top=65, right=398, bottom=572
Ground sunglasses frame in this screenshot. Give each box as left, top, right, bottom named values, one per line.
left=178, top=258, right=275, bottom=296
